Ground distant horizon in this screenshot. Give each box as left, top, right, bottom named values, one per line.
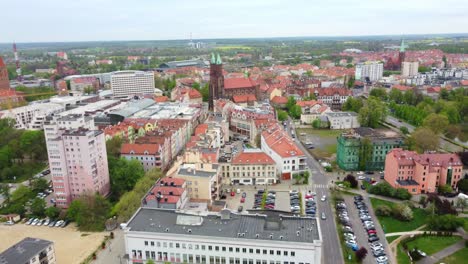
left=1, top=32, right=468, bottom=45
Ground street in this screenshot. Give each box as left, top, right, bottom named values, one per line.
left=286, top=118, right=344, bottom=264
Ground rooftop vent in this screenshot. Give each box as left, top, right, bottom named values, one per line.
left=269, top=235, right=273, bottom=239
left=279, top=236, right=284, bottom=240
left=188, top=229, right=192, bottom=233
left=165, top=228, right=169, bottom=232
left=255, top=234, right=259, bottom=238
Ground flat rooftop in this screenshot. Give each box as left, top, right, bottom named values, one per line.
left=0, top=237, right=52, bottom=264
left=126, top=208, right=321, bottom=243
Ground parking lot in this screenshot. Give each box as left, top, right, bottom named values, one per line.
left=225, top=187, right=295, bottom=212
left=0, top=223, right=105, bottom=264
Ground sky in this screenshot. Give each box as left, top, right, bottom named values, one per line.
left=2, top=0, right=468, bottom=42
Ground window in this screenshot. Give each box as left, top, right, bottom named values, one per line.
left=249, top=248, right=253, bottom=253
left=229, top=247, right=233, bottom=252
left=236, top=248, right=240, bottom=253
left=209, top=246, right=213, bottom=251
left=242, top=248, right=247, bottom=253
left=151, top=241, right=154, bottom=246
left=176, top=243, right=180, bottom=248
left=263, top=249, right=267, bottom=254
left=222, top=247, right=226, bottom=252
left=277, top=250, right=281, bottom=255
left=284, top=251, right=288, bottom=256
left=256, top=249, right=260, bottom=254
left=215, top=246, right=219, bottom=251
left=291, top=251, right=295, bottom=257
left=144, top=241, right=148, bottom=246
left=270, top=250, right=274, bottom=255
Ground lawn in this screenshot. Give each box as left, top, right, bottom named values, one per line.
left=405, top=235, right=462, bottom=256
left=296, top=128, right=343, bottom=160
left=370, top=198, right=428, bottom=233
left=439, top=247, right=468, bottom=264
left=0, top=162, right=47, bottom=183
left=463, top=218, right=468, bottom=232
left=386, top=235, right=400, bottom=244
left=396, top=243, right=411, bottom=264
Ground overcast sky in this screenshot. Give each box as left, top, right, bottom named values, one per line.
left=2, top=0, right=467, bottom=42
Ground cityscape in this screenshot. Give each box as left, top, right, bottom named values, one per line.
left=0, top=1, right=468, bottom=264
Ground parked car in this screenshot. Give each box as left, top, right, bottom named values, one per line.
left=320, top=195, right=327, bottom=202
left=26, top=218, right=34, bottom=225
left=55, top=220, right=64, bottom=227
left=240, top=197, right=245, bottom=203
left=321, top=213, right=326, bottom=220
left=357, top=176, right=365, bottom=180
left=230, top=191, right=235, bottom=196
left=368, top=236, right=379, bottom=242
left=241, top=192, right=247, bottom=198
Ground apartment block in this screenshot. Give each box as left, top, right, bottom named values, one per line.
left=0, top=237, right=56, bottom=264
left=355, top=61, right=384, bottom=82
left=44, top=114, right=110, bottom=207
left=401, top=61, right=419, bottom=77
left=0, top=103, right=65, bottom=130
left=175, top=163, right=220, bottom=202
left=384, top=148, right=463, bottom=194
left=110, top=70, right=155, bottom=98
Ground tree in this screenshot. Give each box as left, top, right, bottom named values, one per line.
left=31, top=197, right=46, bottom=217
left=286, top=96, right=297, bottom=111
left=67, top=199, right=85, bottom=222
left=369, top=88, right=388, bottom=101
left=191, top=82, right=200, bottom=90
left=445, top=125, right=461, bottom=140
left=355, top=247, right=368, bottom=261
left=277, top=110, right=288, bottom=121
left=342, top=97, right=363, bottom=112
left=393, top=203, right=413, bottom=221
left=31, top=178, right=49, bottom=192
left=389, top=88, right=403, bottom=103
left=375, top=205, right=392, bottom=216
left=418, top=66, right=430, bottom=73
left=0, top=184, right=11, bottom=204
left=11, top=185, right=33, bottom=202
left=347, top=76, right=355, bottom=88
left=108, top=157, right=145, bottom=200
left=423, top=113, right=449, bottom=135
left=427, top=214, right=463, bottom=231
left=410, top=128, right=439, bottom=153
left=358, top=97, right=387, bottom=128
left=438, top=184, right=453, bottom=194
left=456, top=198, right=468, bottom=213
left=146, top=260, right=155, bottom=264
left=67, top=193, right=111, bottom=231
left=289, top=105, right=302, bottom=119
left=344, top=174, right=358, bottom=188
left=45, top=206, right=61, bottom=219
left=105, top=136, right=123, bottom=158
left=400, top=126, right=409, bottom=135
left=457, top=179, right=468, bottom=193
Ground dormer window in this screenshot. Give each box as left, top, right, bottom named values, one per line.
left=144, top=151, right=149, bottom=155
left=130, top=150, right=135, bottom=155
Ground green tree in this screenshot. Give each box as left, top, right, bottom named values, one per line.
left=389, top=88, right=403, bottom=103
left=277, top=110, right=288, bottom=121
left=342, top=97, right=363, bottom=112
left=347, top=76, right=355, bottom=88
left=286, top=96, right=297, bottom=111
left=105, top=136, right=123, bottom=158
left=45, top=206, right=61, bottom=219
left=0, top=184, right=11, bottom=204
left=418, top=66, right=430, bottom=73
left=31, top=178, right=49, bottom=193
left=438, top=184, right=453, bottom=194
left=68, top=193, right=111, bottom=231
left=108, top=157, right=145, bottom=200
left=289, top=105, right=302, bottom=119
left=192, top=82, right=200, bottom=90
left=358, top=97, right=387, bottom=128
left=11, top=185, right=33, bottom=202
left=358, top=137, right=372, bottom=170
left=423, top=113, right=449, bottom=135
left=369, top=88, right=388, bottom=101
left=457, top=179, right=468, bottom=193
left=200, top=83, right=209, bottom=102
left=445, top=125, right=461, bottom=140
left=410, top=128, right=439, bottom=153
left=400, top=126, right=409, bottom=135
left=67, top=199, right=85, bottom=222
left=31, top=197, right=46, bottom=217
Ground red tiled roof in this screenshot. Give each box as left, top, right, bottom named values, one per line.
left=313, top=88, right=352, bottom=96
left=461, top=80, right=468, bottom=86
left=232, top=151, right=275, bottom=165
left=232, top=94, right=257, bottom=103
left=188, top=88, right=202, bottom=99
left=392, top=85, right=412, bottom=91
left=389, top=148, right=462, bottom=168
left=271, top=96, right=288, bottom=104
left=155, top=96, right=169, bottom=102
left=296, top=100, right=319, bottom=107
left=262, top=124, right=304, bottom=158
left=159, top=177, right=185, bottom=186
left=121, top=143, right=160, bottom=155
left=224, top=78, right=256, bottom=89
left=195, top=124, right=208, bottom=136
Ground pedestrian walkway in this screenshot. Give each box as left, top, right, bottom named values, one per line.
left=94, top=230, right=126, bottom=264
left=417, top=240, right=466, bottom=264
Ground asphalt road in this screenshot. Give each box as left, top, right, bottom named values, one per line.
left=286, top=119, right=344, bottom=264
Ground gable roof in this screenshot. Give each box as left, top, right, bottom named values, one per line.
left=121, top=143, right=160, bottom=155
left=232, top=151, right=275, bottom=165
left=224, top=78, right=256, bottom=89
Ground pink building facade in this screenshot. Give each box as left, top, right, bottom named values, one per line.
left=44, top=114, right=110, bottom=208
left=384, top=148, right=463, bottom=194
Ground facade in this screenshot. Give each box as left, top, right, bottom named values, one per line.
left=312, top=88, right=352, bottom=111
left=336, top=128, right=404, bottom=171
left=0, top=103, right=65, bottom=130
left=261, top=123, right=307, bottom=180
left=223, top=78, right=259, bottom=100
left=111, top=70, right=155, bottom=98
left=401, top=61, right=419, bottom=77
left=44, top=114, right=110, bottom=207
left=384, top=149, right=463, bottom=194
left=124, top=208, right=322, bottom=264
left=121, top=143, right=165, bottom=172
left=0, top=237, right=56, bottom=264
left=209, top=54, right=224, bottom=110
left=324, top=112, right=360, bottom=130
left=296, top=101, right=331, bottom=125
left=355, top=61, right=383, bottom=82
left=0, top=57, right=10, bottom=91
left=176, top=163, right=220, bottom=202
left=142, top=177, right=188, bottom=209
left=70, top=77, right=99, bottom=92
left=220, top=149, right=278, bottom=185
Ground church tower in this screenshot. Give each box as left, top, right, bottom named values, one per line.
left=209, top=53, right=224, bottom=111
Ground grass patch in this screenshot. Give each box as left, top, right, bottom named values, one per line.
left=370, top=198, right=428, bottom=233
left=405, top=235, right=462, bottom=256
left=439, top=247, right=468, bottom=264
left=463, top=218, right=468, bottom=232
left=0, top=162, right=47, bottom=183
left=396, top=243, right=411, bottom=264
left=386, top=235, right=400, bottom=244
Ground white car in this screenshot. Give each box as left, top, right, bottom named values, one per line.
left=357, top=171, right=364, bottom=175
left=55, top=220, right=64, bottom=227
left=357, top=176, right=366, bottom=180
left=376, top=256, right=388, bottom=263
left=417, top=250, right=427, bottom=257
left=43, top=219, right=50, bottom=226
left=320, top=195, right=327, bottom=202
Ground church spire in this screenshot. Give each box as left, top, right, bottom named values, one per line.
left=210, top=53, right=216, bottom=64
left=216, top=53, right=222, bottom=65
left=400, top=39, right=406, bottom=52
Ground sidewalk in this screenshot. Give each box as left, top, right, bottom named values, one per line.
left=94, top=230, right=126, bottom=264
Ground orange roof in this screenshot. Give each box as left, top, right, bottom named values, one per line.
left=155, top=96, right=169, bottom=102
left=195, top=124, right=208, bottom=136
left=224, top=78, right=256, bottom=89
left=121, top=143, right=160, bottom=155
left=461, top=80, right=468, bottom=86
left=232, top=94, right=257, bottom=103
left=188, top=88, right=202, bottom=99
left=232, top=151, right=275, bottom=165
left=159, top=177, right=185, bottom=186
left=262, top=124, right=304, bottom=158
left=271, top=96, right=288, bottom=104
left=392, top=85, right=412, bottom=91
left=296, top=100, right=319, bottom=107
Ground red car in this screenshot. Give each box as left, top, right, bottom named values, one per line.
left=305, top=194, right=314, bottom=199
left=240, top=197, right=245, bottom=203
left=368, top=230, right=377, bottom=234
left=231, top=191, right=235, bottom=196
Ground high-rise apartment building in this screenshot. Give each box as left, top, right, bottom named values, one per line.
left=44, top=114, right=110, bottom=207
left=110, top=70, right=155, bottom=98
left=355, top=61, right=383, bottom=82
left=401, top=61, right=419, bottom=77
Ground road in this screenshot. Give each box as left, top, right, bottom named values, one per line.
left=385, top=116, right=465, bottom=152
left=286, top=118, right=344, bottom=264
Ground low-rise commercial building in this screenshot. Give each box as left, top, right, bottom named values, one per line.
left=0, top=237, right=56, bottom=264
left=384, top=148, right=463, bottom=194
left=336, top=128, right=404, bottom=171
left=124, top=208, right=322, bottom=264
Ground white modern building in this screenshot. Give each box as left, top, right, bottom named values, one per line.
left=44, top=114, right=110, bottom=207
left=401, top=61, right=419, bottom=77
left=124, top=208, right=322, bottom=264
left=111, top=70, right=155, bottom=98
left=325, top=112, right=360, bottom=130
left=260, top=124, right=307, bottom=180
left=355, top=61, right=383, bottom=82
left=0, top=103, right=65, bottom=130
left=0, top=237, right=56, bottom=264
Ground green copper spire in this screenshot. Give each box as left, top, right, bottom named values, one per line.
left=216, top=53, right=222, bottom=64
left=400, top=39, right=406, bottom=52
left=211, top=53, right=216, bottom=64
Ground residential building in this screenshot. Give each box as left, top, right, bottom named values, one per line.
left=70, top=76, right=99, bottom=92
left=355, top=61, right=383, bottom=82
left=220, top=149, right=278, bottom=185
left=175, top=163, right=220, bottom=202
left=296, top=100, right=331, bottom=124
left=0, top=237, right=56, bottom=264
left=110, top=70, right=155, bottom=98
left=123, top=208, right=322, bottom=264
left=142, top=177, right=188, bottom=209
left=324, top=112, right=360, bottom=129
left=228, top=104, right=275, bottom=139
left=261, top=123, right=307, bottom=180
left=171, top=86, right=203, bottom=104
left=0, top=103, right=65, bottom=130
left=384, top=149, right=463, bottom=194
left=336, top=127, right=404, bottom=171
left=44, top=114, right=110, bottom=207
left=401, top=61, right=419, bottom=77
left=312, top=88, right=352, bottom=111
left=121, top=143, right=165, bottom=172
